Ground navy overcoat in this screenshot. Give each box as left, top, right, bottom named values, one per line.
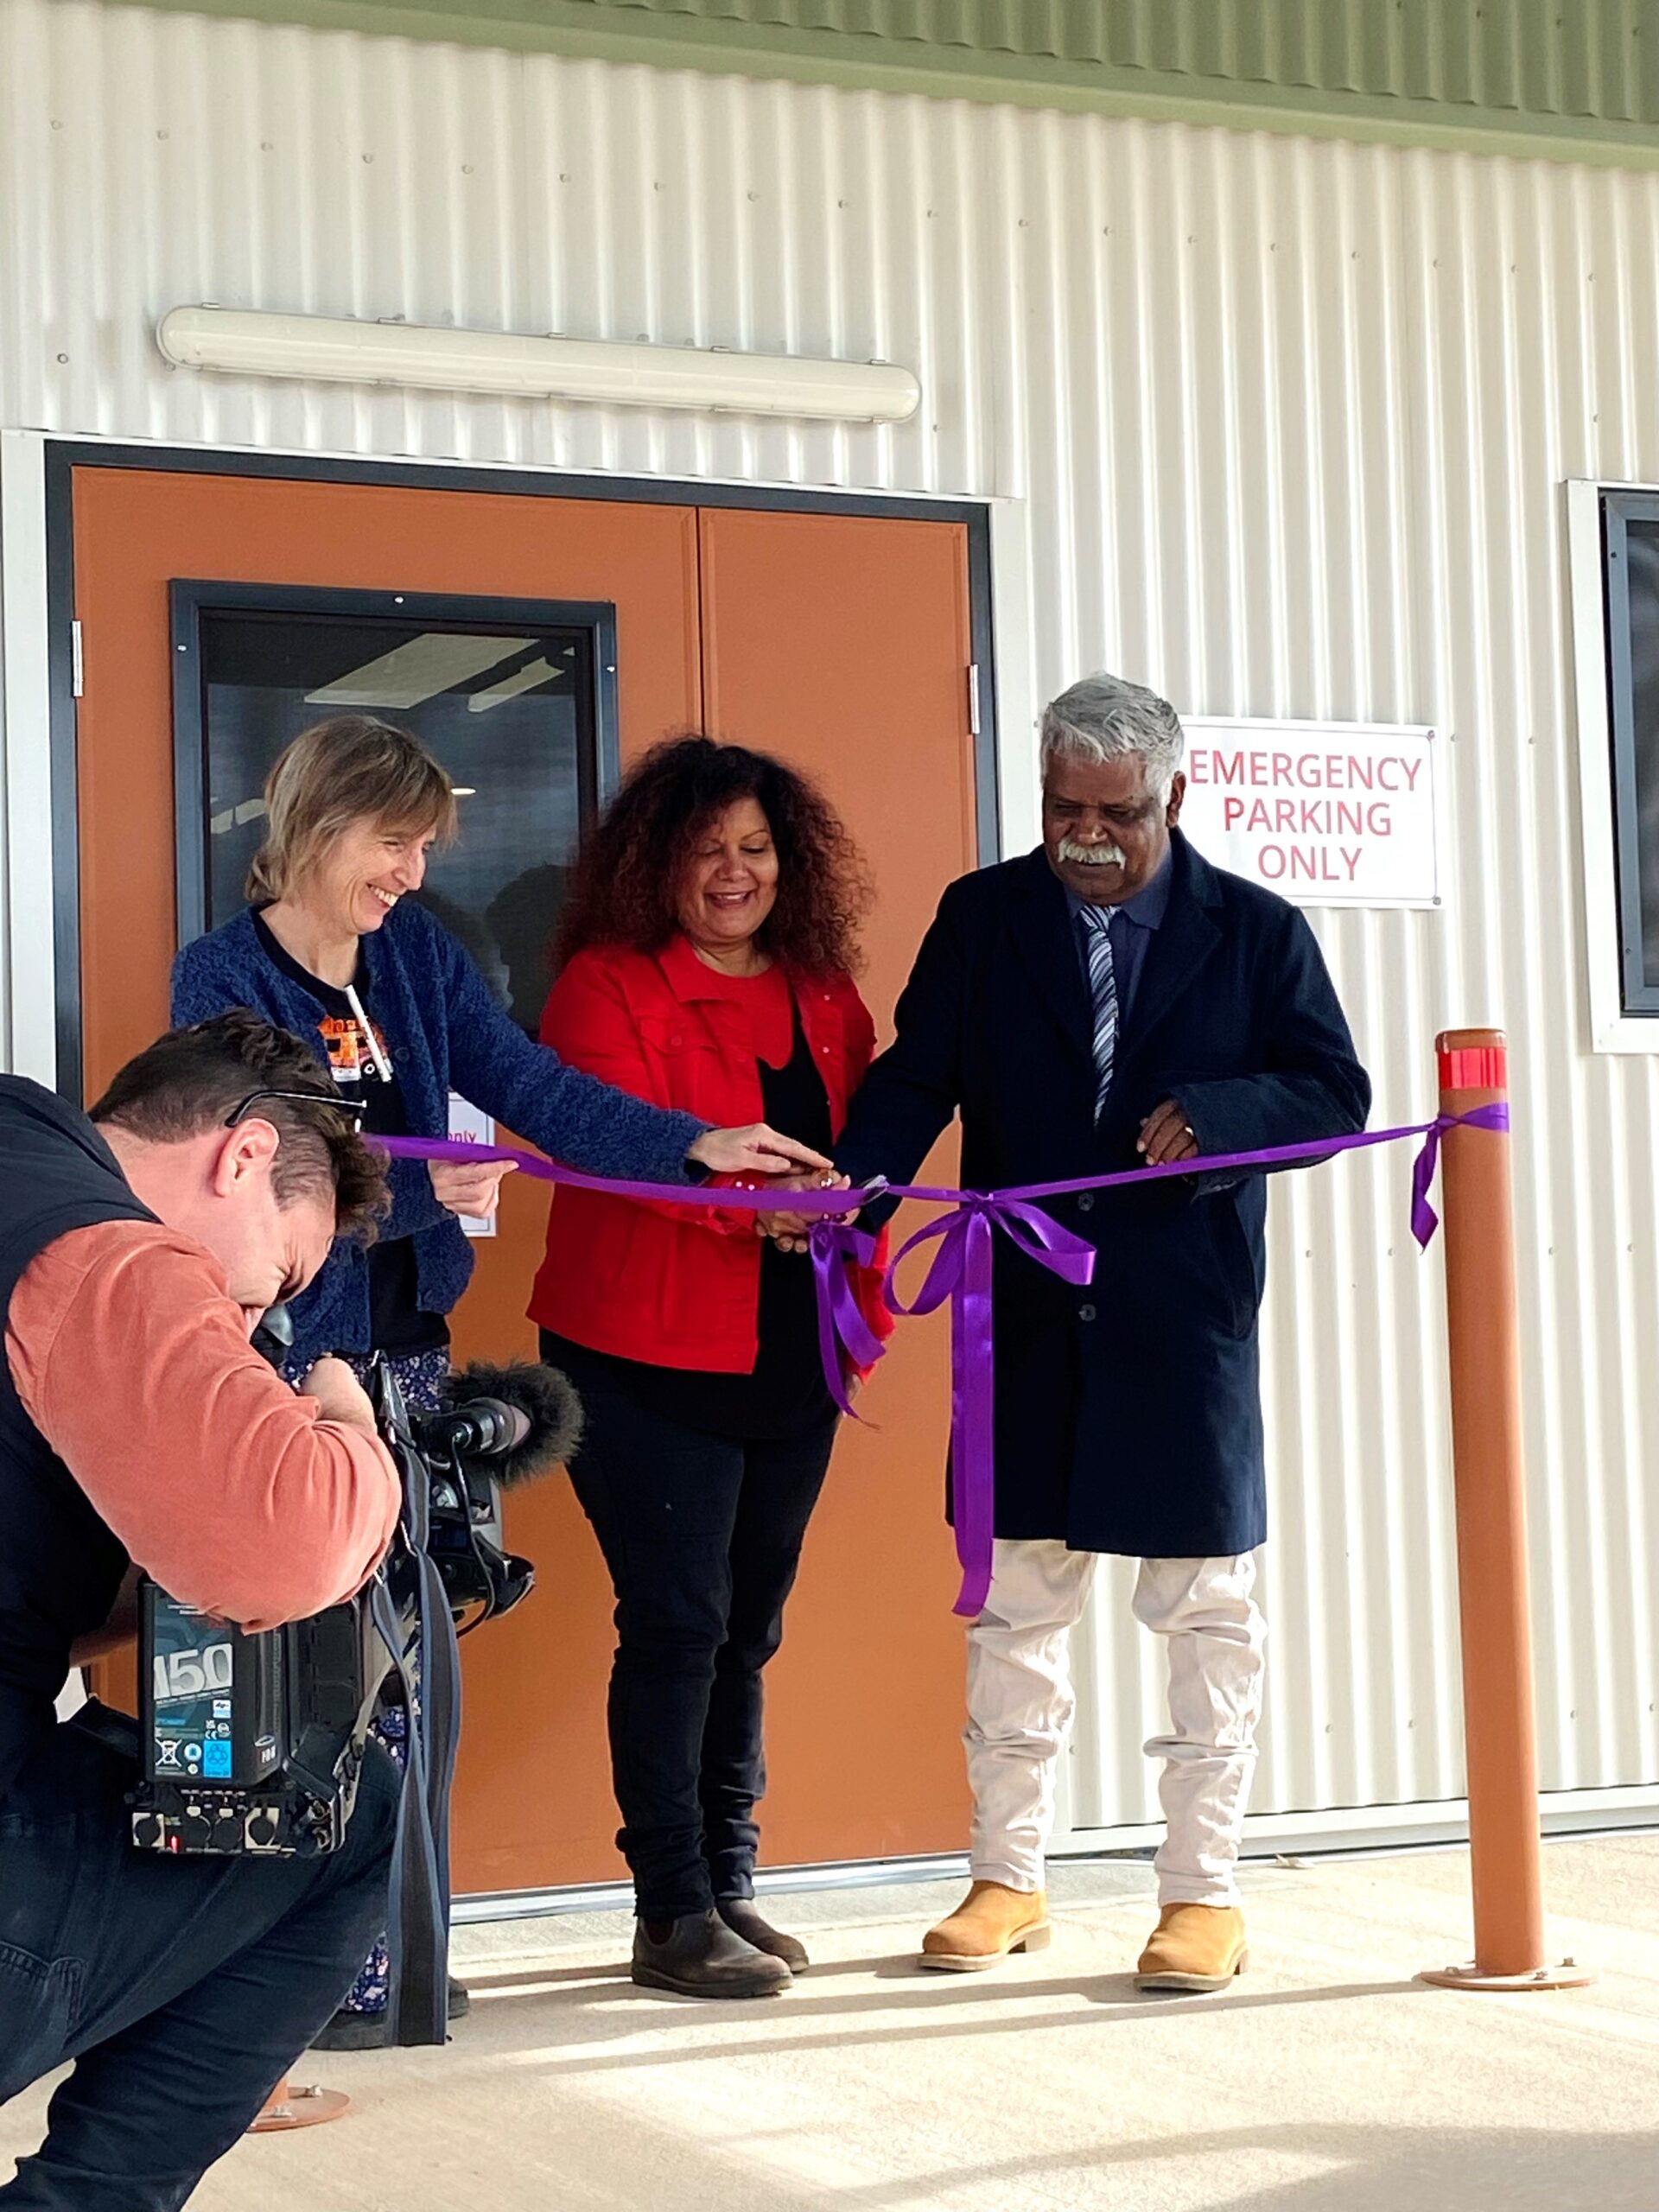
left=835, top=833, right=1371, bottom=1557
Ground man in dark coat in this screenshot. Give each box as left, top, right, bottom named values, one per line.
left=816, top=673, right=1370, bottom=1991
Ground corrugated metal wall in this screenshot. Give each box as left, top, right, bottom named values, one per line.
left=5, top=0, right=1659, bottom=1835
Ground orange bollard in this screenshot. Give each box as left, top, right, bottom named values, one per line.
left=247, top=2074, right=352, bottom=2132
left=1419, top=1030, right=1592, bottom=1993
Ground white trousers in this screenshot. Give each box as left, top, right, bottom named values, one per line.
left=965, top=1539, right=1267, bottom=1907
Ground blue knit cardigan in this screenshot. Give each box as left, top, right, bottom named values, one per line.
left=171, top=901, right=708, bottom=1370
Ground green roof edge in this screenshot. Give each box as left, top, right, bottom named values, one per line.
left=109, top=0, right=1659, bottom=172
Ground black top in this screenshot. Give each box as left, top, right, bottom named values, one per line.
left=252, top=912, right=448, bottom=1357
left=543, top=1007, right=836, bottom=1442
left=0, top=1078, right=156, bottom=1808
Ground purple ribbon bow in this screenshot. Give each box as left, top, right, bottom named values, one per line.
left=882, top=1197, right=1096, bottom=1618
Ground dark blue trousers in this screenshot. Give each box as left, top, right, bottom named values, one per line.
left=0, top=1710, right=397, bottom=2209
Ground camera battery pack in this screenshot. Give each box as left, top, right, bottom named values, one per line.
left=130, top=1588, right=290, bottom=1853
left=130, top=1585, right=387, bottom=1856
left=142, top=1587, right=285, bottom=1789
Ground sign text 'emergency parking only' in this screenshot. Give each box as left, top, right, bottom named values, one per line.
left=1179, top=717, right=1440, bottom=910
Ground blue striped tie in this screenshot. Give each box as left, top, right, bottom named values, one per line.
left=1082, top=905, right=1118, bottom=1123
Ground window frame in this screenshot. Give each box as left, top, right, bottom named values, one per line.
left=1600, top=491, right=1659, bottom=1014
left=1567, top=479, right=1659, bottom=1052
left=168, top=578, right=619, bottom=950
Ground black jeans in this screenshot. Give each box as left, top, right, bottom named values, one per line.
left=0, top=1710, right=397, bottom=2210
left=548, top=1338, right=837, bottom=1923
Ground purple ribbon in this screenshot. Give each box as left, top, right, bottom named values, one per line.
left=882, top=1198, right=1096, bottom=1618
left=809, top=1219, right=885, bottom=1419
left=377, top=1136, right=871, bottom=1214
left=1409, top=1102, right=1510, bottom=1243
left=380, top=1134, right=892, bottom=1413
left=378, top=1100, right=1510, bottom=1618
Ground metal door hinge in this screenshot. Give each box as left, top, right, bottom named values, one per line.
left=967, top=662, right=981, bottom=737
left=71, top=620, right=83, bottom=698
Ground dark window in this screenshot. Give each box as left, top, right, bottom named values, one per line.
left=1605, top=494, right=1659, bottom=1014
left=172, top=584, right=617, bottom=1033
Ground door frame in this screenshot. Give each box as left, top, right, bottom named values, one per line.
left=37, top=439, right=1002, bottom=1103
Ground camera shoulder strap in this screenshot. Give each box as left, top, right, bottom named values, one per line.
left=370, top=1365, right=465, bottom=2049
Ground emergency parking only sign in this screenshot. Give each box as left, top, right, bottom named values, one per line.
left=1179, top=717, right=1440, bottom=909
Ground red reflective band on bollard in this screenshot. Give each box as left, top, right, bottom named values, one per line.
left=1438, top=1045, right=1508, bottom=1092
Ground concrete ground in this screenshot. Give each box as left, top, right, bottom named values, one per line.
left=4, top=1836, right=1658, bottom=2211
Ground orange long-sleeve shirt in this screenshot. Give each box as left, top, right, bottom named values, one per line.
left=6, top=1220, right=402, bottom=1631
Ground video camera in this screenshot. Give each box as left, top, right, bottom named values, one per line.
left=129, top=1350, right=578, bottom=1860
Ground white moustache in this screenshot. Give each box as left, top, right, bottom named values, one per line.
left=1058, top=838, right=1126, bottom=869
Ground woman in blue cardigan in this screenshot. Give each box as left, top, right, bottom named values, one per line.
left=171, top=714, right=830, bottom=2045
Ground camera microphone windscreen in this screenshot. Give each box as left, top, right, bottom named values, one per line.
left=443, top=1361, right=583, bottom=1486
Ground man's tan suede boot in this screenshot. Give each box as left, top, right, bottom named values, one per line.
left=918, top=1881, right=1052, bottom=1973
left=1134, top=1904, right=1249, bottom=1993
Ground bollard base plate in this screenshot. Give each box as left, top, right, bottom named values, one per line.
left=1419, top=1958, right=1596, bottom=1993
left=248, top=2084, right=352, bottom=2132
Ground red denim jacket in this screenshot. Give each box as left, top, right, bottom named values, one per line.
left=528, top=934, right=892, bottom=1376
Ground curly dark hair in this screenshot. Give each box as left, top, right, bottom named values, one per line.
left=553, top=736, right=872, bottom=977
left=91, top=1010, right=387, bottom=1243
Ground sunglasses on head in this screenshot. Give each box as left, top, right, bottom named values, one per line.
left=223, top=1088, right=369, bottom=1129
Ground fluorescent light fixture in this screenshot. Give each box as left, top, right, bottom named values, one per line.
left=157, top=306, right=920, bottom=424
left=305, top=632, right=535, bottom=709
left=467, top=656, right=564, bottom=714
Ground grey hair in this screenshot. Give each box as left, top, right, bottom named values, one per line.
left=1039, top=673, right=1185, bottom=803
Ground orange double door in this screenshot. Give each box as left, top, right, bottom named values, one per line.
left=68, top=459, right=986, bottom=1894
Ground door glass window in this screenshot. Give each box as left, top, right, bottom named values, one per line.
left=176, top=592, right=613, bottom=1032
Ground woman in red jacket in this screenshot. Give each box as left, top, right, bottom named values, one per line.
left=531, top=737, right=887, bottom=2000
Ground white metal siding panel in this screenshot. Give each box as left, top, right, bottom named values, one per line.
left=4, top=0, right=1659, bottom=1832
